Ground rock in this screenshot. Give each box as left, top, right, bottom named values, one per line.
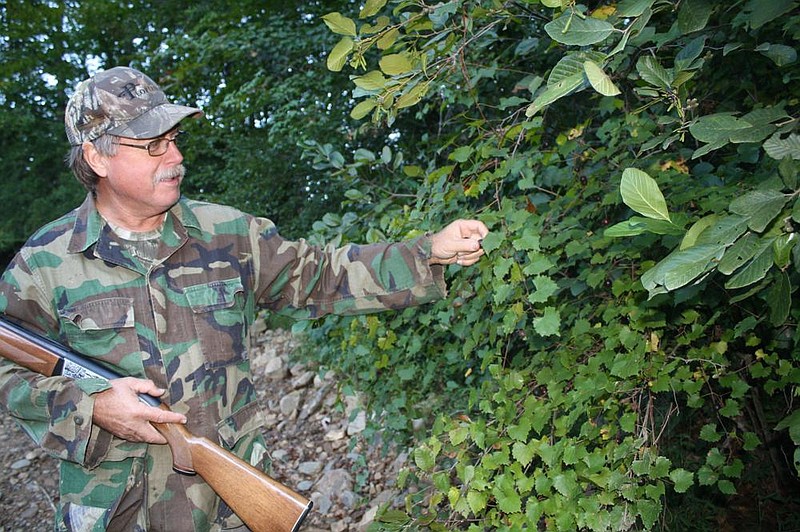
left=346, top=410, right=367, bottom=435
left=10, top=459, right=30, bottom=470
left=263, top=355, right=288, bottom=380
left=298, top=461, right=323, bottom=476
left=279, top=390, right=303, bottom=417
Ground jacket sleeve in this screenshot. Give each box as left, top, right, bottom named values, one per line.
left=0, top=251, right=113, bottom=468
left=251, top=218, right=447, bottom=317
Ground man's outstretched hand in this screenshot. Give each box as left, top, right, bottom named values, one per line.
left=429, top=219, right=489, bottom=267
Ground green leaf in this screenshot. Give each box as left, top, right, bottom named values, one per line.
left=480, top=231, right=504, bottom=254
left=352, top=70, right=387, bottom=91
left=584, top=61, right=621, bottom=96
left=528, top=275, right=558, bottom=304
left=669, top=468, right=694, bottom=493
left=617, top=0, right=656, bottom=17
left=545, top=14, right=615, bottom=46
left=718, top=233, right=759, bottom=275
left=675, top=35, right=707, bottom=71
left=695, top=215, right=750, bottom=246
left=641, top=243, right=725, bottom=295
left=533, top=306, right=560, bottom=337
left=512, top=440, right=535, bottom=466
left=773, top=233, right=797, bottom=268
left=681, top=215, right=718, bottom=250
left=677, top=0, right=714, bottom=34
left=636, top=56, right=673, bottom=90
left=414, top=446, right=436, bottom=471
left=744, top=0, right=797, bottom=30
left=396, top=82, right=429, bottom=109
left=379, top=53, right=414, bottom=75
left=359, top=0, right=387, bottom=18
left=699, top=423, right=722, bottom=442
left=767, top=271, right=792, bottom=326
left=689, top=113, right=750, bottom=143
left=549, top=52, right=607, bottom=85
left=757, top=43, right=798, bottom=67
left=729, top=189, right=789, bottom=232
left=605, top=216, right=682, bottom=237
left=327, top=37, right=354, bottom=72
left=775, top=409, right=800, bottom=444
left=718, top=480, right=737, bottom=495
left=620, top=168, right=671, bottom=222
left=724, top=239, right=775, bottom=290
left=322, top=12, right=357, bottom=36
left=638, top=498, right=661, bottom=529
left=467, top=490, right=488, bottom=515
left=764, top=133, right=800, bottom=160
left=350, top=99, right=377, bottom=120
left=526, top=72, right=587, bottom=117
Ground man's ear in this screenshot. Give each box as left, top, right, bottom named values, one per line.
left=82, top=141, right=109, bottom=177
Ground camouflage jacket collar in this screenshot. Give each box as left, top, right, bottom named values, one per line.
left=66, top=194, right=202, bottom=255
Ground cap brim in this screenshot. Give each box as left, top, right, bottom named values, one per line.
left=107, top=103, right=203, bottom=139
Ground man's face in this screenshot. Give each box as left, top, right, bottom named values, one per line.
left=95, top=129, right=185, bottom=224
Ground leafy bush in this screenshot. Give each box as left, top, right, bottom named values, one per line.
left=305, top=0, right=800, bottom=529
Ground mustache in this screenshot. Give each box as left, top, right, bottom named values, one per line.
left=154, top=164, right=185, bottom=183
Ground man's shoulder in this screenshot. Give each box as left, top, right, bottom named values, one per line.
left=177, top=198, right=273, bottom=234
left=22, top=207, right=81, bottom=250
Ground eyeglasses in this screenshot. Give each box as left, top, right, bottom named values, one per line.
left=117, top=130, right=185, bottom=157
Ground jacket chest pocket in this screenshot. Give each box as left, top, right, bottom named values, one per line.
left=183, top=278, right=247, bottom=368
left=58, top=297, right=143, bottom=376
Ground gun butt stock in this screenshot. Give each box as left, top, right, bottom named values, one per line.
left=153, top=414, right=312, bottom=532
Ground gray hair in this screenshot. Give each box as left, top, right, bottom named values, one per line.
left=66, top=134, right=118, bottom=193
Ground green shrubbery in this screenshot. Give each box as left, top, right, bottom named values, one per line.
left=301, top=1, right=800, bottom=529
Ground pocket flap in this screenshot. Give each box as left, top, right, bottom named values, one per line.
left=60, top=297, right=135, bottom=330
left=184, top=278, right=244, bottom=313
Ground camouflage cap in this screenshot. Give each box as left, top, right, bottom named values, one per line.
left=65, top=66, right=202, bottom=145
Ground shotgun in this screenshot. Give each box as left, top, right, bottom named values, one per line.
left=0, top=316, right=312, bottom=532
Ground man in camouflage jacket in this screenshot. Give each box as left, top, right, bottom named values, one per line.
left=0, top=67, right=487, bottom=531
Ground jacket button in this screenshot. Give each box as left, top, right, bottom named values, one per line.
left=74, top=415, right=84, bottom=425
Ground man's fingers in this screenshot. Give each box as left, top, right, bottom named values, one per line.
left=148, top=406, right=187, bottom=425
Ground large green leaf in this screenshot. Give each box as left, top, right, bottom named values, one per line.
left=636, top=56, right=673, bottom=90
left=584, top=61, right=620, bottom=96
left=322, top=12, right=357, bottom=36
left=724, top=238, right=776, bottom=289
left=677, top=0, right=714, bottom=34
left=617, top=0, right=656, bottom=17
left=327, top=37, right=354, bottom=71
left=641, top=243, right=725, bottom=295
left=525, top=72, right=587, bottom=116
left=729, top=189, right=790, bottom=232
left=620, top=168, right=671, bottom=222
left=379, top=53, right=414, bottom=75
left=764, top=133, right=800, bottom=160
left=718, top=233, right=760, bottom=275
left=689, top=113, right=750, bottom=143
left=767, top=271, right=792, bottom=326
left=544, top=14, right=615, bottom=46
left=743, top=0, right=797, bottom=30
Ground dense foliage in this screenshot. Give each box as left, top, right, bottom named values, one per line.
left=308, top=0, right=800, bottom=529
left=1, top=0, right=798, bottom=530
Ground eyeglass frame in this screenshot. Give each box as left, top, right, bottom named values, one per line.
left=116, top=130, right=186, bottom=157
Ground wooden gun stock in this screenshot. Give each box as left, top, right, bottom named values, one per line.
left=0, top=317, right=312, bottom=532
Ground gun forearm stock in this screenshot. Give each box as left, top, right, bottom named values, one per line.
left=0, top=316, right=312, bottom=532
